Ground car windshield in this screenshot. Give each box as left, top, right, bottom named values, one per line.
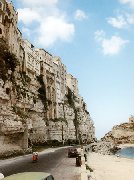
left=46, top=175, right=54, bottom=180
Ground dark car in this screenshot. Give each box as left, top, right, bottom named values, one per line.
left=68, top=148, right=79, bottom=158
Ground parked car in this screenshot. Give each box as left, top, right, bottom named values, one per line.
left=68, top=148, right=79, bottom=158
left=3, top=172, right=54, bottom=180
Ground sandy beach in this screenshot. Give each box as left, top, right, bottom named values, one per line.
left=87, top=151, right=134, bottom=180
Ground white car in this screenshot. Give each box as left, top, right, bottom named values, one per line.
left=3, top=172, right=54, bottom=180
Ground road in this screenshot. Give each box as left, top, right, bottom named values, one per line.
left=0, top=147, right=81, bottom=180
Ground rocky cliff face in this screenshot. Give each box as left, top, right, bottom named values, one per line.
left=86, top=141, right=120, bottom=155
left=101, top=123, right=134, bottom=144
left=0, top=40, right=95, bottom=156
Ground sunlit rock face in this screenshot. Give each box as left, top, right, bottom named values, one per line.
left=101, top=123, right=134, bottom=144
left=0, top=73, right=95, bottom=150
left=0, top=62, right=95, bottom=148
left=0, top=0, right=96, bottom=157
left=87, top=141, right=120, bottom=155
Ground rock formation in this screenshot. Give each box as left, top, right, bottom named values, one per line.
left=0, top=36, right=95, bottom=158
left=0, top=0, right=95, bottom=157
left=86, top=141, right=120, bottom=155
left=101, top=123, right=134, bottom=145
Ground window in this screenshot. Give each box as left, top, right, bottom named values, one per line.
left=0, top=2, right=3, bottom=10
left=0, top=2, right=1, bottom=8
left=0, top=28, right=2, bottom=34
left=0, top=14, right=2, bottom=23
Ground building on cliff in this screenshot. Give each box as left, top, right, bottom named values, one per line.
left=129, top=115, right=134, bottom=123
left=0, top=0, right=8, bottom=39
left=36, top=48, right=57, bottom=120
left=53, top=56, right=67, bottom=118
left=0, top=0, right=95, bottom=154
left=21, top=40, right=40, bottom=76
left=0, top=0, right=22, bottom=58
left=66, top=74, right=79, bottom=96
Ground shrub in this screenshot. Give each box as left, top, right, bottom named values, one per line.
left=20, top=71, right=31, bottom=85
left=12, top=106, right=29, bottom=123
left=37, top=75, right=47, bottom=109
left=0, top=40, right=19, bottom=83
left=86, top=164, right=93, bottom=172
left=65, top=87, right=75, bottom=108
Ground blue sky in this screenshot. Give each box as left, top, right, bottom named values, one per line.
left=12, top=0, right=134, bottom=138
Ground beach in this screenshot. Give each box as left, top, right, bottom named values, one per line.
left=87, top=151, right=134, bottom=180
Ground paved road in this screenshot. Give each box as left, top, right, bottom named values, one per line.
left=0, top=147, right=81, bottom=180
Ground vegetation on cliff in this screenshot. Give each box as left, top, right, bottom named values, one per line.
left=37, top=75, right=47, bottom=109
left=12, top=105, right=30, bottom=123
left=0, top=39, right=32, bottom=102
left=0, top=41, right=95, bottom=155
left=65, top=87, right=75, bottom=108
left=65, top=87, right=82, bottom=142
left=0, top=39, right=19, bottom=83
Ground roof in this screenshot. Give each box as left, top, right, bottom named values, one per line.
left=3, top=172, right=53, bottom=180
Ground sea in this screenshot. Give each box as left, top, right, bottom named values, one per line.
left=116, top=147, right=134, bottom=159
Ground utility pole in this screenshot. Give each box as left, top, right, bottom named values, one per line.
left=62, top=124, right=64, bottom=145
left=22, top=97, right=28, bottom=149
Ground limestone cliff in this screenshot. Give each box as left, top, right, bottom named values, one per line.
left=0, top=39, right=95, bottom=156
left=101, top=123, right=134, bottom=144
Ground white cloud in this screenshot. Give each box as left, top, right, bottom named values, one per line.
left=22, top=27, right=31, bottom=38
left=126, top=13, right=134, bottom=24
left=102, top=36, right=128, bottom=55
left=19, top=0, right=58, bottom=7
left=107, top=16, right=127, bottom=29
left=95, top=30, right=128, bottom=55
left=17, top=8, right=41, bottom=25
left=95, top=30, right=105, bottom=42
left=37, top=16, right=75, bottom=47
left=74, top=9, right=88, bottom=21
left=17, top=0, right=75, bottom=47
left=107, top=13, right=134, bottom=29
left=119, top=0, right=134, bottom=8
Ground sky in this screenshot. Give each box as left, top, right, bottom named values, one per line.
left=12, top=0, right=134, bottom=139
